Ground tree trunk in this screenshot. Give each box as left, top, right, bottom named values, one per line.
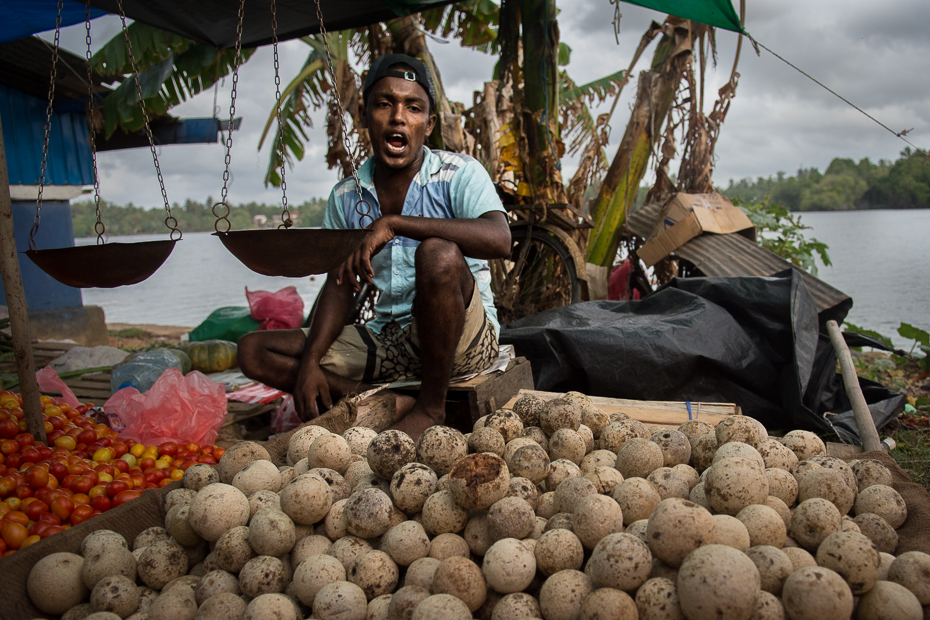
left=585, top=20, right=691, bottom=280
left=519, top=0, right=564, bottom=203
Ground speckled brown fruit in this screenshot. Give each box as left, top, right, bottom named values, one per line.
left=447, top=453, right=510, bottom=510
left=540, top=397, right=582, bottom=436
left=704, top=457, right=769, bottom=516
left=635, top=577, right=683, bottom=620
left=598, top=420, right=641, bottom=453
left=573, top=494, right=624, bottom=550
left=535, top=529, right=584, bottom=576
left=218, top=441, right=272, bottom=483
left=347, top=550, right=398, bottom=600
left=482, top=538, right=536, bottom=593
left=798, top=468, right=855, bottom=515
left=416, top=426, right=467, bottom=476
left=580, top=587, right=637, bottom=620
left=539, top=570, right=593, bottom=620
left=483, top=409, right=525, bottom=442
left=765, top=468, right=798, bottom=507
left=586, top=532, right=652, bottom=591
left=780, top=430, right=825, bottom=461
left=513, top=394, right=547, bottom=427
left=781, top=566, right=853, bottom=620
left=646, top=498, right=715, bottom=568
left=238, top=556, right=287, bottom=598
left=612, top=477, right=661, bottom=525
left=367, top=430, right=417, bottom=481
left=852, top=459, right=894, bottom=490
left=615, top=438, right=664, bottom=479
left=487, top=496, right=536, bottom=541
left=507, top=443, right=551, bottom=484
left=815, top=531, right=881, bottom=595
left=646, top=467, right=690, bottom=500
left=651, top=429, right=692, bottom=467
left=715, top=416, right=765, bottom=448
left=745, top=545, right=792, bottom=595
left=856, top=581, right=923, bottom=620
left=854, top=484, right=907, bottom=528
left=676, top=544, right=761, bottom=620
left=468, top=426, right=506, bottom=456
left=790, top=498, right=842, bottom=552
left=431, top=556, right=487, bottom=612
left=853, top=512, right=898, bottom=554
left=689, top=432, right=717, bottom=473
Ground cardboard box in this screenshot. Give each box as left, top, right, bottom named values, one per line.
left=638, top=193, right=755, bottom=267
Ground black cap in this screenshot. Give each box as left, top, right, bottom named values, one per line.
left=363, top=54, right=437, bottom=110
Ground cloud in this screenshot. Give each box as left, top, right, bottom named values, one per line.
left=38, top=0, right=929, bottom=212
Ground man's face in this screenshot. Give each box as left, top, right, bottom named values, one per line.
left=363, top=75, right=437, bottom=173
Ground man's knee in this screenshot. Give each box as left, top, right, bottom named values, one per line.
left=415, top=238, right=469, bottom=286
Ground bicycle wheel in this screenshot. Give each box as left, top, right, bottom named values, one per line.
left=491, top=224, right=581, bottom=324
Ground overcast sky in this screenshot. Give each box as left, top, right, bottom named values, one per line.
left=42, top=0, right=930, bottom=209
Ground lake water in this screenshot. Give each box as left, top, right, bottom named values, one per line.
left=78, top=210, right=929, bottom=348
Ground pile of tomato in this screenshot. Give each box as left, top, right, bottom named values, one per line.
left=0, top=390, right=225, bottom=556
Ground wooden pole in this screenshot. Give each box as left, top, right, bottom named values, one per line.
left=826, top=320, right=881, bottom=452
left=0, top=114, right=46, bottom=443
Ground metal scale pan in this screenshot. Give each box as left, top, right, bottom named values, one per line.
left=215, top=228, right=368, bottom=277
left=25, top=240, right=177, bottom=288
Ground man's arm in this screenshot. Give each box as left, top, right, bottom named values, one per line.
left=294, top=272, right=355, bottom=417
left=338, top=211, right=511, bottom=288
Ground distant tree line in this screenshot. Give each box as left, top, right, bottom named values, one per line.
left=720, top=148, right=930, bottom=211
left=71, top=197, right=327, bottom=238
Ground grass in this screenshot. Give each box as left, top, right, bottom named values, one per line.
left=889, top=427, right=930, bottom=491
left=108, top=327, right=152, bottom=339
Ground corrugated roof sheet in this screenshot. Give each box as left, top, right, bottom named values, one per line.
left=628, top=202, right=852, bottom=323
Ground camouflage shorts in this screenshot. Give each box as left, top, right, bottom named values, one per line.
left=315, top=284, right=499, bottom=383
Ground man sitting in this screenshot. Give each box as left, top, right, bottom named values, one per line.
left=238, top=54, right=511, bottom=440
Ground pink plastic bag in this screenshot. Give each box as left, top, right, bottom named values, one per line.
left=35, top=366, right=80, bottom=408
left=104, top=368, right=226, bottom=446
left=270, top=394, right=302, bottom=434
left=247, top=286, right=305, bottom=331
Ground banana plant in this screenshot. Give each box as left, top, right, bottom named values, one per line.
left=91, top=22, right=254, bottom=138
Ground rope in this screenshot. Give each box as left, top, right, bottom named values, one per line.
left=747, top=33, right=928, bottom=158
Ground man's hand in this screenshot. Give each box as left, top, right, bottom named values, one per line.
left=294, top=362, right=332, bottom=420
left=337, top=216, right=396, bottom=291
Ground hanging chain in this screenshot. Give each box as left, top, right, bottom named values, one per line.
left=311, top=0, right=372, bottom=229
left=85, top=1, right=106, bottom=245
left=115, top=0, right=180, bottom=240
left=270, top=0, right=292, bottom=229
left=30, top=0, right=64, bottom=251
left=213, top=0, right=246, bottom=234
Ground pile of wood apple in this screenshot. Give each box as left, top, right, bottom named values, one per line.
left=27, top=392, right=930, bottom=619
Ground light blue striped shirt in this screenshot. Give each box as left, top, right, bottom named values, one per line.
left=322, top=147, right=507, bottom=336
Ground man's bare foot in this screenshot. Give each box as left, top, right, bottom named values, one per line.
left=387, top=402, right=444, bottom=442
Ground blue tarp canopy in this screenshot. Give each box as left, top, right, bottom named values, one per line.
left=1, top=0, right=107, bottom=45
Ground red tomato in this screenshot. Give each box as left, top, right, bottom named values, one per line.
left=14, top=433, right=34, bottom=448
left=158, top=442, right=179, bottom=457
left=47, top=416, right=65, bottom=431
left=50, top=495, right=74, bottom=520
left=5, top=453, right=21, bottom=470
left=0, top=420, right=19, bottom=439
left=0, top=477, right=15, bottom=498
left=49, top=462, right=68, bottom=482
left=112, top=490, right=141, bottom=508
left=94, top=464, right=114, bottom=477
left=111, top=443, right=129, bottom=458
left=139, top=457, right=156, bottom=470
left=0, top=465, right=6, bottom=477
left=112, top=459, right=129, bottom=474
left=36, top=446, right=53, bottom=460
left=70, top=504, right=94, bottom=525
left=90, top=495, right=111, bottom=512
left=20, top=448, right=40, bottom=463
left=24, top=500, right=48, bottom=521
left=142, top=472, right=159, bottom=485
left=158, top=477, right=172, bottom=488
left=213, top=447, right=225, bottom=460
left=37, top=511, right=60, bottom=526
left=14, top=485, right=33, bottom=500
left=30, top=520, right=51, bottom=537
left=197, top=455, right=217, bottom=465
left=39, top=524, right=64, bottom=538
left=24, top=466, right=48, bottom=490
left=105, top=480, right=129, bottom=498
left=2, top=521, right=28, bottom=549
left=77, top=429, right=97, bottom=444
left=70, top=475, right=94, bottom=495
left=0, top=440, right=19, bottom=456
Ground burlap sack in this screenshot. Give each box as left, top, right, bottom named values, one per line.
left=0, top=481, right=179, bottom=620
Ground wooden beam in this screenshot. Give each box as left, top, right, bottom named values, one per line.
left=826, top=320, right=882, bottom=453
left=0, top=114, right=45, bottom=442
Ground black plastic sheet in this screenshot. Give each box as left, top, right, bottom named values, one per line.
left=500, top=270, right=904, bottom=444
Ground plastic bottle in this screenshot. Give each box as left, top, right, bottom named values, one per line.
left=110, top=349, right=184, bottom=394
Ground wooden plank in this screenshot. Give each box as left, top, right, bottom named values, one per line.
left=449, top=357, right=529, bottom=392
left=503, top=389, right=740, bottom=429
left=60, top=379, right=114, bottom=391
left=470, top=358, right=534, bottom=422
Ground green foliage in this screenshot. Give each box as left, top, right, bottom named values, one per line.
left=71, top=198, right=327, bottom=238
left=721, top=151, right=930, bottom=211
left=421, top=0, right=500, bottom=52
left=734, top=199, right=831, bottom=275
left=898, top=323, right=930, bottom=368
left=91, top=22, right=255, bottom=138
left=844, top=322, right=895, bottom=349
